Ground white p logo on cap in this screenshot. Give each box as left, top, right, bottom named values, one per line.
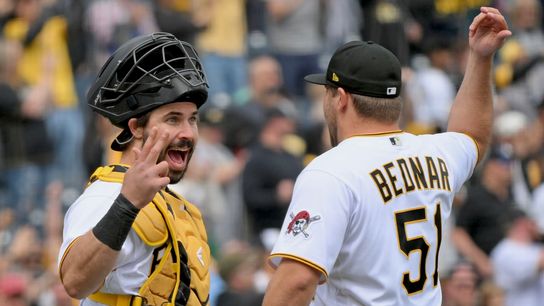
left=387, top=87, right=397, bottom=96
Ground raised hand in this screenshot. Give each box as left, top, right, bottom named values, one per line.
left=469, top=7, right=512, bottom=58
left=121, top=127, right=172, bottom=208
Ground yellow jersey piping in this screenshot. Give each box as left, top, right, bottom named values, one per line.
left=269, top=253, right=328, bottom=283
left=348, top=130, right=404, bottom=138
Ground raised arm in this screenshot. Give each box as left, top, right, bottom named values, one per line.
left=60, top=127, right=171, bottom=298
left=447, top=7, right=511, bottom=162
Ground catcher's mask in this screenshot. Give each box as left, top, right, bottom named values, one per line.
left=87, top=32, right=208, bottom=151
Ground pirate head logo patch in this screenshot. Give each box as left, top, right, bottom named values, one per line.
left=287, top=210, right=321, bottom=238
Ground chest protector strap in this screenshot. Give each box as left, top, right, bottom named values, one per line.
left=87, top=165, right=210, bottom=306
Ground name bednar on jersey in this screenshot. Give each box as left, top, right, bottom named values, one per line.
left=264, top=6, right=511, bottom=306
left=370, top=153, right=452, bottom=204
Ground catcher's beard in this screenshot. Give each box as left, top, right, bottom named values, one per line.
left=142, top=133, right=195, bottom=184
left=166, top=148, right=194, bottom=184
left=161, top=148, right=194, bottom=184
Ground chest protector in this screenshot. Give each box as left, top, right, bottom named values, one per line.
left=87, top=165, right=210, bottom=306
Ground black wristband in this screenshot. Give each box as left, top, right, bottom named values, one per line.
left=92, top=193, right=140, bottom=251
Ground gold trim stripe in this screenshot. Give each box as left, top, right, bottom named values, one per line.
left=58, top=236, right=82, bottom=283
left=349, top=130, right=404, bottom=138
left=269, top=253, right=329, bottom=282
left=460, top=133, right=480, bottom=164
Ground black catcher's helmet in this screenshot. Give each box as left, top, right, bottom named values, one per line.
left=87, top=32, right=208, bottom=128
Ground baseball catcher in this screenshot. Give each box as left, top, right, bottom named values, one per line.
left=58, top=32, right=211, bottom=306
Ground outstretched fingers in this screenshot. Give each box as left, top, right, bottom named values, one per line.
left=154, top=161, right=170, bottom=186
left=136, top=127, right=158, bottom=162
left=144, top=131, right=170, bottom=165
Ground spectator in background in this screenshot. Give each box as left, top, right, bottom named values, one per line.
left=531, top=100, right=544, bottom=234
left=196, top=0, right=247, bottom=103
left=530, top=151, right=544, bottom=234
left=242, top=108, right=303, bottom=245
left=2, top=224, right=67, bottom=306
left=171, top=105, right=247, bottom=250
left=152, top=0, right=209, bottom=45
left=216, top=246, right=263, bottom=306
left=508, top=0, right=544, bottom=60
left=479, top=281, right=505, bottom=306
left=0, top=38, right=53, bottom=229
left=0, top=180, right=71, bottom=305
left=442, top=261, right=480, bottom=306
left=86, top=0, right=158, bottom=69
left=82, top=112, right=123, bottom=177
left=266, top=0, right=323, bottom=102
left=492, top=111, right=541, bottom=211
left=406, top=36, right=457, bottom=133
left=453, top=147, right=517, bottom=278
left=300, top=83, right=331, bottom=164
left=491, top=209, right=544, bottom=306
left=495, top=0, right=544, bottom=116
left=359, top=0, right=414, bottom=66
left=224, top=55, right=297, bottom=152
left=83, top=0, right=159, bottom=175
left=438, top=186, right=467, bottom=279
left=3, top=0, right=85, bottom=196
left=0, top=0, right=13, bottom=29
left=245, top=0, right=268, bottom=56
left=404, top=0, right=438, bottom=54
left=322, top=0, right=361, bottom=55
left=0, top=273, right=28, bottom=306
left=63, top=0, right=89, bottom=78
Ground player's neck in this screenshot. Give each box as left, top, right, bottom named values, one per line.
left=338, top=118, right=400, bottom=141
left=119, top=144, right=139, bottom=166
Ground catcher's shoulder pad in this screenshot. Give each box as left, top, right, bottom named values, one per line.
left=88, top=165, right=127, bottom=185
left=132, top=199, right=169, bottom=247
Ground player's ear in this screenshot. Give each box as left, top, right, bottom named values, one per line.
left=127, top=118, right=144, bottom=140
left=336, top=87, right=349, bottom=112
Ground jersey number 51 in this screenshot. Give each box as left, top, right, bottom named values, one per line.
left=394, top=203, right=442, bottom=295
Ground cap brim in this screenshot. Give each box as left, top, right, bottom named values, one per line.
left=304, top=73, right=328, bottom=85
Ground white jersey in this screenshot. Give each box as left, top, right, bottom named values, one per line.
left=269, top=131, right=477, bottom=306
left=58, top=180, right=154, bottom=306
left=491, top=239, right=544, bottom=306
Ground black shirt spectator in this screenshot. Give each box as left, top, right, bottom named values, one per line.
left=242, top=109, right=303, bottom=242
left=456, top=184, right=515, bottom=255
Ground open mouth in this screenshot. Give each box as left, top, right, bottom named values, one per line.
left=166, top=147, right=190, bottom=171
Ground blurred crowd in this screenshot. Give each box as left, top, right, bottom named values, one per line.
left=1, top=0, right=544, bottom=305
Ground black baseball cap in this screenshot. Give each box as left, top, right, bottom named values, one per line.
left=305, top=41, right=401, bottom=98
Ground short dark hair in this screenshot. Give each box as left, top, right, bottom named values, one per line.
left=352, top=94, right=402, bottom=122
left=136, top=112, right=151, bottom=128
left=326, top=85, right=402, bottom=122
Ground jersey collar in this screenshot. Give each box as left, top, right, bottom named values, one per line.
left=348, top=130, right=404, bottom=138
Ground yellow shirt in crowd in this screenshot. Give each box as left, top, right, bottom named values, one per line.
left=197, top=0, right=246, bottom=56
left=4, top=16, right=77, bottom=109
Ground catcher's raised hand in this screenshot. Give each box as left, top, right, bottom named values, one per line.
left=121, top=127, right=172, bottom=208
left=469, top=7, right=512, bottom=58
